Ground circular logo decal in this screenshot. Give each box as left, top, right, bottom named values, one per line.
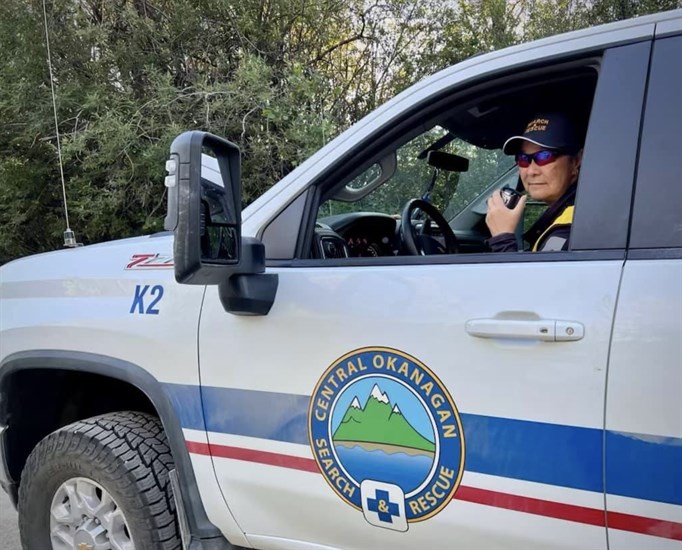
left=309, top=347, right=465, bottom=529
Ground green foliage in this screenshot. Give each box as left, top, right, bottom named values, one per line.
left=0, top=0, right=678, bottom=263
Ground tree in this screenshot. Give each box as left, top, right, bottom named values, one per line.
left=0, top=0, right=677, bottom=264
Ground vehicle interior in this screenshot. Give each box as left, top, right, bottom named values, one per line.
left=310, top=66, right=597, bottom=259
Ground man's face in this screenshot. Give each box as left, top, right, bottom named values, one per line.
left=519, top=142, right=581, bottom=205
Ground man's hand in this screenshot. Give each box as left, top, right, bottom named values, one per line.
left=486, top=191, right=527, bottom=237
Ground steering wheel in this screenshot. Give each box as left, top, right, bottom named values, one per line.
left=400, top=198, right=459, bottom=255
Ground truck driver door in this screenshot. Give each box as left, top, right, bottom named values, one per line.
left=194, top=41, right=649, bottom=550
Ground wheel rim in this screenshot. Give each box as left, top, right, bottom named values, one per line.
left=49, top=477, right=134, bottom=550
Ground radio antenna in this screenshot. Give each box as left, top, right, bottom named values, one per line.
left=42, top=0, right=80, bottom=247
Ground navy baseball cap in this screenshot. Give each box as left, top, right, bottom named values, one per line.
left=503, top=113, right=581, bottom=155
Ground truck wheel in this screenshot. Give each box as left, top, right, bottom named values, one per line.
left=18, top=411, right=181, bottom=550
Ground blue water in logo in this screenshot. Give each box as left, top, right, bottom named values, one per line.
left=335, top=444, right=434, bottom=494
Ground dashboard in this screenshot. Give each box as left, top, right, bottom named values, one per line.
left=313, top=211, right=487, bottom=259
left=314, top=213, right=399, bottom=258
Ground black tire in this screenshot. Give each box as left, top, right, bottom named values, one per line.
left=18, top=411, right=182, bottom=550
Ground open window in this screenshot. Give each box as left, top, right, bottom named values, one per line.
left=308, top=65, right=597, bottom=260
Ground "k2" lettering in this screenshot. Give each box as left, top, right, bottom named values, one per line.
left=130, top=285, right=164, bottom=315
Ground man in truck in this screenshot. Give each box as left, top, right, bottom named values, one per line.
left=485, top=112, right=584, bottom=252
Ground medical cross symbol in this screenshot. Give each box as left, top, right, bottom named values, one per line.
left=367, top=489, right=400, bottom=523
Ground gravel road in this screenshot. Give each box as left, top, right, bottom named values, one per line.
left=0, top=489, right=21, bottom=549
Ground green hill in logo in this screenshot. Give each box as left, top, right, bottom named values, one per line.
left=332, top=384, right=435, bottom=454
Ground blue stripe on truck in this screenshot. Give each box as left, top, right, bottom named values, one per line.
left=164, top=383, right=682, bottom=506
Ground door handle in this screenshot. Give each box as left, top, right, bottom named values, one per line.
left=465, top=318, right=584, bottom=342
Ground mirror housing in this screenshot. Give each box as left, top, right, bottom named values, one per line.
left=164, top=131, right=278, bottom=314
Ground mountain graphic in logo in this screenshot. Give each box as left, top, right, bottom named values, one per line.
left=332, top=384, right=435, bottom=456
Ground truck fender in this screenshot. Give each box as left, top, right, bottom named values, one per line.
left=0, top=349, right=226, bottom=545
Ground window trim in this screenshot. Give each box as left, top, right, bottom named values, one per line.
left=627, top=35, right=682, bottom=250
left=571, top=40, right=652, bottom=251
left=267, top=249, right=626, bottom=269
left=627, top=248, right=682, bottom=261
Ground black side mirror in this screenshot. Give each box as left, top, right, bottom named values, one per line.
left=164, top=131, right=243, bottom=284
left=164, top=131, right=278, bottom=314
left=164, top=131, right=278, bottom=315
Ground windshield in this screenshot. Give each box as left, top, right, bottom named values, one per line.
left=320, top=127, right=515, bottom=221
left=441, top=138, right=514, bottom=221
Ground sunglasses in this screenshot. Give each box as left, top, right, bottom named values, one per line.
left=515, top=149, right=564, bottom=168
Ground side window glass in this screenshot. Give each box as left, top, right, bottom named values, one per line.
left=630, top=36, right=682, bottom=249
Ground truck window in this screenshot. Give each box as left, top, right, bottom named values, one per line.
left=311, top=68, right=596, bottom=259
left=258, top=41, right=651, bottom=263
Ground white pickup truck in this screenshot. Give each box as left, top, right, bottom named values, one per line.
left=1, top=9, right=681, bottom=550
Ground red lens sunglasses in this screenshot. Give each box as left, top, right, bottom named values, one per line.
left=515, top=149, right=564, bottom=168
